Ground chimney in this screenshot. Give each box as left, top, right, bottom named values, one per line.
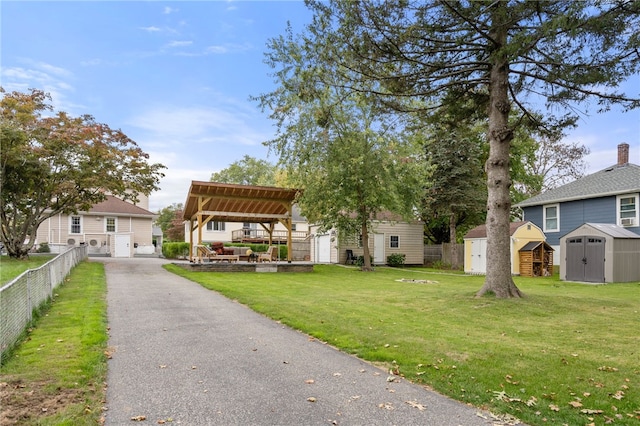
left=618, top=143, right=629, bottom=165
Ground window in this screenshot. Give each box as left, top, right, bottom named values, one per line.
left=390, top=235, right=399, bottom=248
left=543, top=204, right=559, bottom=232
left=70, top=216, right=82, bottom=234
left=618, top=194, right=638, bottom=226
left=206, top=221, right=225, bottom=231
left=105, top=217, right=116, bottom=233
left=291, top=224, right=297, bottom=232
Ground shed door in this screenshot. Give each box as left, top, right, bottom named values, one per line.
left=471, top=239, right=486, bottom=273
left=565, top=236, right=605, bottom=283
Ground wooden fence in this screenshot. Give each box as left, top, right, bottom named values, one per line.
left=424, top=243, right=464, bottom=267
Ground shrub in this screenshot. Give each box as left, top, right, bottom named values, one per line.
left=356, top=255, right=374, bottom=267
left=37, top=242, right=51, bottom=253
left=386, top=253, right=406, bottom=267
left=162, top=242, right=190, bottom=259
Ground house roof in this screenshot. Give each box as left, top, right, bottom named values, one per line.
left=464, top=221, right=530, bottom=239
left=182, top=181, right=301, bottom=224
left=515, top=163, right=640, bottom=208
left=87, top=195, right=155, bottom=217
left=519, top=241, right=554, bottom=252
left=569, top=223, right=640, bottom=239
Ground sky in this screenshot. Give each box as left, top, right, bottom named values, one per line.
left=2, top=1, right=639, bottom=213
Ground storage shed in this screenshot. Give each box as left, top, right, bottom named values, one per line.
left=518, top=241, right=554, bottom=277
left=560, top=223, right=640, bottom=283
left=464, top=221, right=547, bottom=275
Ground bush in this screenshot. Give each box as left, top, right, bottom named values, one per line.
left=386, top=253, right=406, bottom=267
left=162, top=242, right=190, bottom=259
left=37, top=242, right=51, bottom=253
left=356, top=255, right=374, bottom=267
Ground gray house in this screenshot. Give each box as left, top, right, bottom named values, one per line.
left=515, top=143, right=640, bottom=263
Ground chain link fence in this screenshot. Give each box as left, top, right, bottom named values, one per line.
left=0, top=246, right=88, bottom=363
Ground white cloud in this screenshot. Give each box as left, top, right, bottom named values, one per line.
left=163, top=6, right=178, bottom=15
left=140, top=26, right=161, bottom=33
left=205, top=42, right=251, bottom=54
left=166, top=40, right=193, bottom=48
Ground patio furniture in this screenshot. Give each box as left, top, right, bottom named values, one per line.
left=258, top=246, right=278, bottom=263
left=196, top=245, right=239, bottom=263
left=345, top=249, right=357, bottom=265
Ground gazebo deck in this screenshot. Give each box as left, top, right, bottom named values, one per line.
left=174, top=261, right=314, bottom=273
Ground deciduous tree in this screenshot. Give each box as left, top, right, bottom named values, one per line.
left=255, top=28, right=428, bottom=271
left=210, top=155, right=277, bottom=186
left=0, top=88, right=165, bottom=258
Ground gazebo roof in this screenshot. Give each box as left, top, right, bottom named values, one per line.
left=183, top=181, right=300, bottom=224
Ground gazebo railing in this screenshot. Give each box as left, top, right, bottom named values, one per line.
left=231, top=229, right=308, bottom=242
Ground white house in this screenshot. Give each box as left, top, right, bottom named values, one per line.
left=35, top=195, right=156, bottom=257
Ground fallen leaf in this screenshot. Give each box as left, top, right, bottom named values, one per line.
left=305, top=379, right=315, bottom=384
left=611, top=390, right=625, bottom=400
left=569, top=401, right=583, bottom=408
left=581, top=409, right=604, bottom=415
left=131, top=415, right=146, bottom=421
left=307, top=397, right=317, bottom=402
left=405, top=400, right=426, bottom=411
left=549, top=404, right=560, bottom=412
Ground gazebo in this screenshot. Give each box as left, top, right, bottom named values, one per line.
left=183, top=181, right=301, bottom=262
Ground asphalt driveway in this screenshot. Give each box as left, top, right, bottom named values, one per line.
left=100, top=257, right=502, bottom=425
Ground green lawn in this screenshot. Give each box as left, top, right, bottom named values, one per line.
left=165, top=264, right=640, bottom=426
left=0, top=255, right=56, bottom=285
left=1, top=261, right=108, bottom=426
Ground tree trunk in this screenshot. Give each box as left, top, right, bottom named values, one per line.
left=360, top=221, right=373, bottom=271
left=449, top=213, right=459, bottom=269
left=476, top=5, right=523, bottom=298
left=4, top=239, right=31, bottom=259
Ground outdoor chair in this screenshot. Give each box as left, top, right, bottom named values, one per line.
left=345, top=249, right=357, bottom=265
left=258, top=246, right=277, bottom=263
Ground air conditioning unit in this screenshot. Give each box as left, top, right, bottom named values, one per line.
left=621, top=218, right=636, bottom=226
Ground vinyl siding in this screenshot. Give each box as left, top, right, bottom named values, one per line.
left=524, top=196, right=618, bottom=246
left=338, top=222, right=424, bottom=265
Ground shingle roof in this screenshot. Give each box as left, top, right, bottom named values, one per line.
left=87, top=195, right=155, bottom=217
left=515, top=163, right=640, bottom=208
left=519, top=241, right=554, bottom=252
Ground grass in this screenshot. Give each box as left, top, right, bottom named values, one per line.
left=165, top=264, right=640, bottom=426
left=0, top=255, right=56, bottom=285
left=0, top=261, right=108, bottom=425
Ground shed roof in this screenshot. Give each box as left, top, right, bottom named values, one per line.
left=515, top=163, right=640, bottom=208
left=567, top=223, right=640, bottom=239
left=519, top=241, right=554, bottom=252
left=182, top=181, right=300, bottom=223
left=464, top=221, right=530, bottom=239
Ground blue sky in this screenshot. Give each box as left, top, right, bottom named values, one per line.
left=2, top=1, right=639, bottom=212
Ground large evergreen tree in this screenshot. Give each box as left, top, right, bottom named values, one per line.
left=284, top=0, right=639, bottom=296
